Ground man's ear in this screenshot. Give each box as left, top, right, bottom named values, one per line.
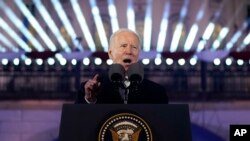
left=108, top=48, right=113, bottom=60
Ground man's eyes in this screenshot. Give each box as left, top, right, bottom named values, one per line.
left=121, top=44, right=127, bottom=47
left=120, top=44, right=138, bottom=49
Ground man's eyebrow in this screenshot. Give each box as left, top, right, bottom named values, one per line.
left=119, top=41, right=127, bottom=44
left=119, top=42, right=128, bottom=45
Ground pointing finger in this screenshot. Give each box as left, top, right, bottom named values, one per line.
left=93, top=74, right=99, bottom=81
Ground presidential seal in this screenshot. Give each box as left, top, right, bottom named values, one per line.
left=98, top=113, right=153, bottom=141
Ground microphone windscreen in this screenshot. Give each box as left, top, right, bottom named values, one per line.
left=127, top=62, right=144, bottom=83
left=108, top=64, right=125, bottom=82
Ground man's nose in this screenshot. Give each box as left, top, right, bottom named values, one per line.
left=124, top=46, right=132, bottom=54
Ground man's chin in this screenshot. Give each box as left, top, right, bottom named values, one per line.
left=122, top=63, right=131, bottom=71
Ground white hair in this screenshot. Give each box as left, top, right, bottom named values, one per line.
left=109, top=28, right=141, bottom=49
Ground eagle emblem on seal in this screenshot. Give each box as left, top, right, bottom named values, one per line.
left=98, top=113, right=152, bottom=141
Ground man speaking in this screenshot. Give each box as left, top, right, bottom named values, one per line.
left=75, top=28, right=168, bottom=104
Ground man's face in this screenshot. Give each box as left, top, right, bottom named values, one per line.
left=108, top=31, right=140, bottom=71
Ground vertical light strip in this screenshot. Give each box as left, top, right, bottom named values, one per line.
left=184, top=24, right=198, bottom=51
left=156, top=1, right=170, bottom=52
left=0, top=44, right=6, bottom=52
left=212, top=1, right=246, bottom=51
left=127, top=0, right=135, bottom=31
left=143, top=0, right=153, bottom=52
left=0, top=18, right=32, bottom=52
left=70, top=0, right=96, bottom=52
left=15, top=0, right=57, bottom=51
left=196, top=0, right=226, bottom=52
left=242, top=31, right=250, bottom=46
left=33, top=0, right=71, bottom=53
left=184, top=1, right=206, bottom=52
left=89, top=0, right=109, bottom=52
left=52, top=0, right=83, bottom=51
left=203, top=22, right=215, bottom=41
left=108, top=0, right=119, bottom=33
left=225, top=21, right=248, bottom=51
left=170, top=0, right=189, bottom=52
left=170, top=23, right=184, bottom=52
left=196, top=22, right=215, bottom=52
left=0, top=0, right=44, bottom=52
left=0, top=33, right=19, bottom=52
left=237, top=31, right=250, bottom=51
left=211, top=27, right=229, bottom=50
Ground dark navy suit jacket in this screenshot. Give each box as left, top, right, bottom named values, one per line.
left=76, top=73, right=168, bottom=104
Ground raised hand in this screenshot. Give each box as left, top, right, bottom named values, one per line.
left=84, top=74, right=101, bottom=102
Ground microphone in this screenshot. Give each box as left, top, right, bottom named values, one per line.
left=127, top=62, right=144, bottom=92
left=108, top=64, right=125, bottom=88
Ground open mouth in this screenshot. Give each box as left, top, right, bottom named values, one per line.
left=123, top=59, right=132, bottom=64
